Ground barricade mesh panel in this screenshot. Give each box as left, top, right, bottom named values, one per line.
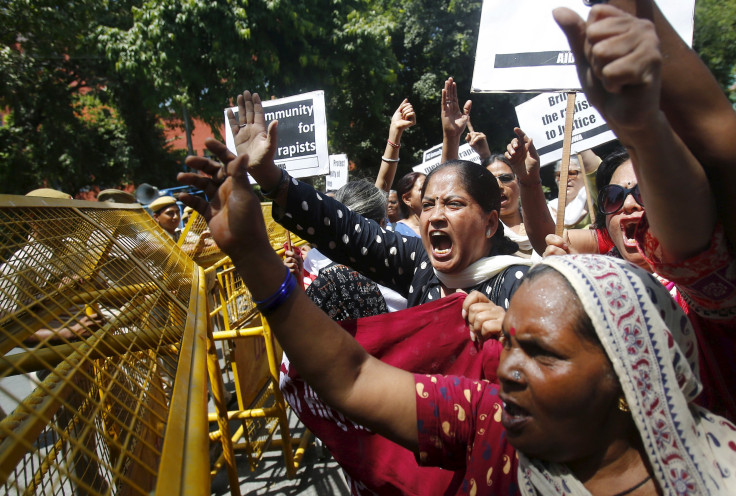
left=177, top=211, right=222, bottom=268
left=0, top=197, right=197, bottom=495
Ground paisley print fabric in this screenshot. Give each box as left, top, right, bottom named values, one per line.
left=414, top=374, right=519, bottom=495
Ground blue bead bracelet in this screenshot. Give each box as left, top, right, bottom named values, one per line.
left=254, top=267, right=297, bottom=315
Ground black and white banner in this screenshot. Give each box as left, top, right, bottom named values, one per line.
left=471, top=0, right=694, bottom=93
left=225, top=91, right=329, bottom=180
left=515, top=92, right=616, bottom=166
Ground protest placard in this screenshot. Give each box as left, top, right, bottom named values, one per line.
left=515, top=92, right=616, bottom=166
left=471, top=0, right=695, bottom=93
left=224, top=91, right=329, bottom=181
left=326, top=154, right=349, bottom=191
left=412, top=143, right=481, bottom=175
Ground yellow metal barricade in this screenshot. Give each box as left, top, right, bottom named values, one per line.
left=204, top=204, right=311, bottom=494
left=177, top=211, right=223, bottom=268
left=0, top=195, right=209, bottom=495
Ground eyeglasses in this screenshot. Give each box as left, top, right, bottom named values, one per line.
left=555, top=170, right=580, bottom=179
left=494, top=173, right=516, bottom=184
left=598, top=184, right=643, bottom=215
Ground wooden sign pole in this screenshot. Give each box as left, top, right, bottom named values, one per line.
left=555, top=92, right=578, bottom=238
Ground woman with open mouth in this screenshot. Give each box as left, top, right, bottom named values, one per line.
left=222, top=92, right=531, bottom=314
left=180, top=87, right=532, bottom=495
left=179, top=132, right=736, bottom=493
left=506, top=4, right=736, bottom=424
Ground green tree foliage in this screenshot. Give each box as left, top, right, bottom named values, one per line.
left=0, top=0, right=178, bottom=195
left=2, top=0, right=734, bottom=196
left=694, top=0, right=736, bottom=101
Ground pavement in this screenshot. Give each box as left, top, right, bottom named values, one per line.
left=209, top=408, right=350, bottom=496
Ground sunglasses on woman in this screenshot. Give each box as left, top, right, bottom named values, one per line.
left=598, top=184, right=644, bottom=215
left=494, top=173, right=516, bottom=184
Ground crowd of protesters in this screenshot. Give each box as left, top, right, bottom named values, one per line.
left=5, top=1, right=735, bottom=495
left=178, top=2, right=736, bottom=495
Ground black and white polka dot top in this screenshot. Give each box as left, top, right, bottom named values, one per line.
left=273, top=178, right=529, bottom=309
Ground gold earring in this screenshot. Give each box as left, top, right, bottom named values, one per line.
left=618, top=396, right=630, bottom=413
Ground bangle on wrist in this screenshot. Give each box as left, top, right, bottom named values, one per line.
left=261, top=168, right=291, bottom=200
left=381, top=156, right=400, bottom=163
left=254, top=267, right=297, bottom=315
left=387, top=139, right=400, bottom=149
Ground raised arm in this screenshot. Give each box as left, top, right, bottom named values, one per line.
left=555, top=5, right=716, bottom=261
left=177, top=131, right=419, bottom=452
left=376, top=99, right=416, bottom=193
left=441, top=77, right=472, bottom=163
left=465, top=130, right=491, bottom=164
left=504, top=127, right=555, bottom=255
left=607, top=0, right=736, bottom=247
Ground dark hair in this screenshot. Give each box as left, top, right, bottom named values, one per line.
left=395, top=172, right=425, bottom=218
left=592, top=149, right=631, bottom=229
left=422, top=160, right=519, bottom=256
left=488, top=154, right=512, bottom=168
left=334, top=180, right=387, bottom=224
left=523, top=265, right=599, bottom=346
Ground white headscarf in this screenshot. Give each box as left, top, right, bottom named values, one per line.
left=501, top=221, right=534, bottom=255
left=518, top=255, right=736, bottom=496
left=547, top=186, right=589, bottom=227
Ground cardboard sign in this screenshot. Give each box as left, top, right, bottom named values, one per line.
left=225, top=91, right=329, bottom=180
left=412, top=143, right=482, bottom=175
left=471, top=0, right=695, bottom=93
left=515, top=92, right=616, bottom=166
left=326, top=154, right=349, bottom=191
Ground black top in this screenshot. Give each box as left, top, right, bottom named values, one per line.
left=274, top=178, right=529, bottom=309
left=306, top=263, right=388, bottom=321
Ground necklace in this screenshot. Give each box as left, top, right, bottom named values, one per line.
left=611, top=475, right=652, bottom=496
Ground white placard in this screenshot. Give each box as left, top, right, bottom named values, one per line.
left=413, top=143, right=482, bottom=175
left=471, top=0, right=695, bottom=93
left=326, top=154, right=349, bottom=191
left=515, top=92, right=617, bottom=166
left=224, top=91, right=329, bottom=181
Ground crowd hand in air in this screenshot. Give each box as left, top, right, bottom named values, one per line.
left=441, top=77, right=472, bottom=162
left=391, top=99, right=416, bottom=134
left=377, top=99, right=416, bottom=192
left=461, top=291, right=505, bottom=347
left=553, top=5, right=662, bottom=134
left=555, top=5, right=716, bottom=261
left=465, top=131, right=491, bottom=163
left=505, top=127, right=541, bottom=186
left=226, top=90, right=283, bottom=191
left=177, top=137, right=274, bottom=271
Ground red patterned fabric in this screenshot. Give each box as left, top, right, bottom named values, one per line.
left=594, top=227, right=614, bottom=254
left=414, top=374, right=519, bottom=495
left=279, top=293, right=504, bottom=495
left=635, top=216, right=736, bottom=421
